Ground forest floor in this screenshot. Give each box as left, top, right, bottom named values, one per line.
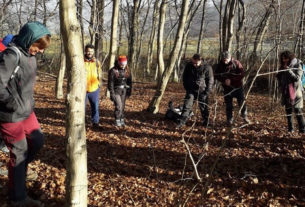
left=0, top=77, right=304, bottom=207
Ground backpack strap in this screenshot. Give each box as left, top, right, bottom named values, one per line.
left=6, top=46, right=21, bottom=80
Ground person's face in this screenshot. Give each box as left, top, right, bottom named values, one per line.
left=29, top=45, right=45, bottom=56
left=119, top=61, right=127, bottom=69
left=223, top=57, right=230, bottom=65
left=282, top=57, right=289, bottom=65
left=85, top=48, right=94, bottom=59
left=192, top=58, right=201, bottom=67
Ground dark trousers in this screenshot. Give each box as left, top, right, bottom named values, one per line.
left=113, top=88, right=127, bottom=120
left=180, top=92, right=209, bottom=124
left=224, top=87, right=247, bottom=121
left=0, top=112, right=44, bottom=201
left=285, top=107, right=305, bottom=132
left=85, top=88, right=100, bottom=124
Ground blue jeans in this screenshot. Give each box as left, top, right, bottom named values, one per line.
left=86, top=88, right=100, bottom=124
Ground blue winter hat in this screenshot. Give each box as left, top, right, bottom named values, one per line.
left=2, top=34, right=14, bottom=46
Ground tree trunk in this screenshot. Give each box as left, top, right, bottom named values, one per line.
left=222, top=0, right=237, bottom=53
left=235, top=0, right=245, bottom=60
left=89, top=0, right=97, bottom=45
left=109, top=0, right=120, bottom=70
left=56, top=41, right=66, bottom=99
left=146, top=1, right=160, bottom=76
left=77, top=0, right=85, bottom=48
left=59, top=0, right=87, bottom=206
left=148, top=0, right=189, bottom=113
left=154, top=0, right=167, bottom=82
left=294, top=0, right=305, bottom=58
left=128, top=0, right=140, bottom=80
left=95, top=0, right=105, bottom=60
left=197, top=0, right=207, bottom=54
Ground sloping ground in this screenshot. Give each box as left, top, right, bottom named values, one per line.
left=0, top=78, right=304, bottom=207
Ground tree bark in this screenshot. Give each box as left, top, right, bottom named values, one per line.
left=89, top=0, right=97, bottom=45
left=197, top=0, right=207, bottom=54
left=56, top=41, right=66, bottom=99
left=148, top=0, right=189, bottom=113
left=235, top=0, right=245, bottom=60
left=109, top=0, right=120, bottom=70
left=146, top=1, right=160, bottom=76
left=59, top=0, right=87, bottom=206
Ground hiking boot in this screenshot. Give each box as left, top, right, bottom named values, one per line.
left=0, top=168, right=8, bottom=176
left=115, top=119, right=122, bottom=127
left=26, top=169, right=38, bottom=181
left=202, top=120, right=209, bottom=127
left=121, top=119, right=125, bottom=127
left=11, top=196, right=44, bottom=207
left=226, top=119, right=233, bottom=127
left=243, top=117, right=251, bottom=124
left=0, top=141, right=9, bottom=153
left=92, top=123, right=99, bottom=129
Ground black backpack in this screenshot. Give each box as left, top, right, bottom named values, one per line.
left=165, top=101, right=194, bottom=123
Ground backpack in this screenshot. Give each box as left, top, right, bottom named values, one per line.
left=165, top=101, right=194, bottom=123
left=0, top=46, right=21, bottom=81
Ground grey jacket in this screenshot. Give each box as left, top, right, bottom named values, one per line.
left=0, top=45, right=37, bottom=122
left=277, top=58, right=303, bottom=108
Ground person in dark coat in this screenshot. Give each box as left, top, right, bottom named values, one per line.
left=0, top=21, right=50, bottom=207
left=108, top=56, right=132, bottom=127
left=177, top=54, right=214, bottom=128
left=214, top=51, right=251, bottom=126
left=277, top=50, right=305, bottom=133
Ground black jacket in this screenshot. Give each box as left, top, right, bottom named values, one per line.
left=108, top=65, right=132, bottom=96
left=183, top=61, right=214, bottom=94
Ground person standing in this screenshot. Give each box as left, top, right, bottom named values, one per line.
left=84, top=44, right=102, bottom=128
left=214, top=51, right=251, bottom=126
left=0, top=21, right=51, bottom=207
left=108, top=56, right=132, bottom=127
left=277, top=50, right=305, bottom=133
left=177, top=54, right=214, bottom=128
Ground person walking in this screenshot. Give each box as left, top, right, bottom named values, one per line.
left=214, top=51, right=251, bottom=126
left=277, top=50, right=305, bottom=133
left=0, top=21, right=51, bottom=207
left=177, top=53, right=214, bottom=128
left=84, top=44, right=102, bottom=128
left=108, top=56, right=132, bottom=127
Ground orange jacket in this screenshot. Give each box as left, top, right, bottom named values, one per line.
left=84, top=57, right=102, bottom=92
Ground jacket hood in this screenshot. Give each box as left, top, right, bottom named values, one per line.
left=14, top=21, right=51, bottom=52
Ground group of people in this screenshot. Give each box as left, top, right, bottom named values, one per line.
left=83, top=44, right=132, bottom=128
left=176, top=51, right=305, bottom=134
left=0, top=21, right=132, bottom=207
left=176, top=52, right=251, bottom=128
left=0, top=20, right=304, bottom=207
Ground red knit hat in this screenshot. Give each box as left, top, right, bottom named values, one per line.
left=118, top=55, right=127, bottom=62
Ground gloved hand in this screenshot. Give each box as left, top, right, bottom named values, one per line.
left=5, top=97, right=18, bottom=112
left=126, top=89, right=131, bottom=98
left=110, top=94, right=115, bottom=102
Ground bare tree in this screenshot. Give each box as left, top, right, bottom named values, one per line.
left=56, top=40, right=66, bottom=99
left=108, top=0, right=120, bottom=70
left=59, top=0, right=88, bottom=206
left=148, top=0, right=189, bottom=113
left=294, top=0, right=305, bottom=58
left=197, top=0, right=208, bottom=54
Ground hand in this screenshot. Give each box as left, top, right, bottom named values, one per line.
left=110, top=94, right=115, bottom=102
left=126, top=89, right=131, bottom=98
left=5, top=97, right=18, bottom=112
left=225, top=79, right=231, bottom=86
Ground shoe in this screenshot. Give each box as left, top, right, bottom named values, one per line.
left=0, top=168, right=8, bottom=176
left=92, top=123, right=99, bottom=129
left=0, top=141, right=9, bottom=153
left=26, top=169, right=38, bottom=181
left=176, top=122, right=185, bottom=129
left=121, top=119, right=125, bottom=127
left=226, top=119, right=233, bottom=127
left=115, top=119, right=122, bottom=127
left=202, top=120, right=209, bottom=127
left=12, top=196, right=44, bottom=207
left=243, top=117, right=251, bottom=124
